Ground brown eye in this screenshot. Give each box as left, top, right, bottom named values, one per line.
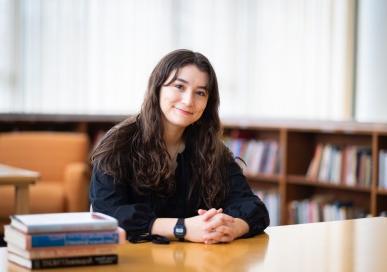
left=196, top=90, right=207, bottom=97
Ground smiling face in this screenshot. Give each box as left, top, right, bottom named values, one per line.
left=159, top=64, right=209, bottom=131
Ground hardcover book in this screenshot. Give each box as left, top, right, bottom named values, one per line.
left=10, top=212, right=118, bottom=234
left=4, top=225, right=126, bottom=249
left=7, top=242, right=118, bottom=259
left=8, top=252, right=118, bottom=269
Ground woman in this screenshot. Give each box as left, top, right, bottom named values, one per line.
left=90, top=49, right=269, bottom=244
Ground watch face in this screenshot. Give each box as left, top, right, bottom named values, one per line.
left=174, top=219, right=186, bottom=239
left=175, top=226, right=185, bottom=236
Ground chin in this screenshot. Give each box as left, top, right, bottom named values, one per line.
left=175, top=121, right=194, bottom=128
left=170, top=117, right=195, bottom=128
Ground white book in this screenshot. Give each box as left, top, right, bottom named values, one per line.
left=251, top=141, right=265, bottom=174
left=318, top=145, right=332, bottom=181
left=345, top=146, right=356, bottom=186
left=380, top=151, right=387, bottom=189
left=10, top=212, right=118, bottom=234
left=384, top=152, right=387, bottom=189
left=243, top=140, right=255, bottom=174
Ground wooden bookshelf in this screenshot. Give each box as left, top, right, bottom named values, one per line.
left=1, top=114, right=387, bottom=224
left=287, top=175, right=372, bottom=193
left=245, top=173, right=280, bottom=184
left=222, top=118, right=387, bottom=224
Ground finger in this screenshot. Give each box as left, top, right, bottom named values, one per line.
left=202, top=230, right=224, bottom=242
left=198, top=208, right=222, bottom=216
left=201, top=208, right=218, bottom=221
left=205, top=226, right=232, bottom=243
left=204, top=239, right=215, bottom=245
left=205, top=234, right=233, bottom=244
left=216, top=213, right=234, bottom=223
left=218, top=234, right=234, bottom=243
left=198, top=209, right=206, bottom=215
left=204, top=214, right=235, bottom=231
left=213, top=225, right=232, bottom=235
left=205, top=239, right=220, bottom=245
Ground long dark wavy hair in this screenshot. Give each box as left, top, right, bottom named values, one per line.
left=91, top=49, right=234, bottom=208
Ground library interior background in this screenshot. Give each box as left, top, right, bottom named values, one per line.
left=1, top=0, right=387, bottom=233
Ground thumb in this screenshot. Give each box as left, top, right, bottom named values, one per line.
left=198, top=209, right=207, bottom=215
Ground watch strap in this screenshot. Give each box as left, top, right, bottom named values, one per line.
left=174, top=218, right=186, bottom=241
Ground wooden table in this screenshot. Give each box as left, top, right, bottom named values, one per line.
left=1, top=217, right=386, bottom=272
left=0, top=164, right=39, bottom=214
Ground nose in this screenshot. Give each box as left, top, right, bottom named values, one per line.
left=181, top=90, right=194, bottom=106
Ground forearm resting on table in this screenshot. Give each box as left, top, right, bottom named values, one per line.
left=151, top=218, right=178, bottom=239
left=232, top=217, right=250, bottom=237
left=150, top=216, right=250, bottom=243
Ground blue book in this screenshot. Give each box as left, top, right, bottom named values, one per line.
left=4, top=225, right=126, bottom=249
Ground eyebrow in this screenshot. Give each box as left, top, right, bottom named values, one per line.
left=175, top=78, right=208, bottom=91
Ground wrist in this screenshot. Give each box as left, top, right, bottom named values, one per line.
left=173, top=218, right=186, bottom=241
left=151, top=218, right=179, bottom=239
left=183, top=217, right=192, bottom=241
left=234, top=218, right=250, bottom=238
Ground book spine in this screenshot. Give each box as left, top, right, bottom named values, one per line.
left=31, top=254, right=118, bottom=269
left=15, top=245, right=117, bottom=259
left=31, top=231, right=121, bottom=247
left=27, top=223, right=117, bottom=234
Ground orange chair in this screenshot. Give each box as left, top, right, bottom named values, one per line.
left=0, top=132, right=90, bottom=230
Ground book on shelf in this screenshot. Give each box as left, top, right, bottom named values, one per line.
left=306, top=144, right=372, bottom=187
left=264, top=141, right=279, bottom=174
left=4, top=225, right=126, bottom=249
left=288, top=195, right=367, bottom=224
left=379, top=150, right=387, bottom=189
left=7, top=252, right=118, bottom=269
left=248, top=141, right=265, bottom=174
left=6, top=243, right=118, bottom=259
left=317, top=144, right=334, bottom=182
left=10, top=212, right=118, bottom=234
left=224, top=137, right=279, bottom=176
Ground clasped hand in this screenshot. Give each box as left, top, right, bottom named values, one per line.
left=185, top=208, right=241, bottom=244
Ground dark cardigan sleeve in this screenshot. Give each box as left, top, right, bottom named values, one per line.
left=222, top=161, right=270, bottom=237
left=89, top=167, right=157, bottom=237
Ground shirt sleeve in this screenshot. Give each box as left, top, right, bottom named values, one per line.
left=89, top=167, right=157, bottom=238
left=222, top=161, right=270, bottom=238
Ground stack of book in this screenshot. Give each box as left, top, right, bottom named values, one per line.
left=4, top=212, right=125, bottom=269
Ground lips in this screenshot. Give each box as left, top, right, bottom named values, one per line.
left=174, top=107, right=193, bottom=115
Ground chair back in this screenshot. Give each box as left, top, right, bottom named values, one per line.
left=0, top=132, right=89, bottom=181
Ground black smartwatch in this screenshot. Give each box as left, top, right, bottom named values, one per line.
left=173, top=218, right=186, bottom=241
